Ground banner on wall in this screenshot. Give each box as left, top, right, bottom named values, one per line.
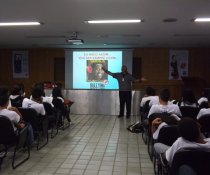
left=12, top=51, right=29, bottom=78
left=169, top=50, right=188, bottom=80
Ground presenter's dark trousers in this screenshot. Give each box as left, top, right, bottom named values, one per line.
left=119, top=91, right=132, bottom=117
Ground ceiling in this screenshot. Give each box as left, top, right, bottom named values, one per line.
left=1, top=0, right=210, bottom=49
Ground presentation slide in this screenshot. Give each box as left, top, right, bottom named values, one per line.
left=73, top=51, right=122, bottom=89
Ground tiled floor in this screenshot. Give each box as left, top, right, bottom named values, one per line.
left=0, top=115, right=154, bottom=175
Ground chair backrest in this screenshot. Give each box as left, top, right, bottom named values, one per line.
left=199, top=101, right=209, bottom=109
left=18, top=107, right=40, bottom=131
left=0, top=116, right=16, bottom=145
left=157, top=125, right=179, bottom=146
left=43, top=102, right=55, bottom=115
left=52, top=98, right=65, bottom=110
left=197, top=114, right=210, bottom=133
left=170, top=148, right=210, bottom=175
left=179, top=106, right=199, bottom=120
left=10, top=96, right=24, bottom=108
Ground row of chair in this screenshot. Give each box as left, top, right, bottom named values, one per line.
left=0, top=99, right=71, bottom=169
left=140, top=100, right=210, bottom=175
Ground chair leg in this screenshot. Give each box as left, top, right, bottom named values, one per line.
left=12, top=144, right=30, bottom=169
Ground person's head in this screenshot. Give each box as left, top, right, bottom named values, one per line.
left=32, top=87, right=44, bottom=101
left=145, top=87, right=156, bottom=96
left=182, top=88, right=196, bottom=104
left=93, top=63, right=104, bottom=80
left=178, top=118, right=200, bottom=142
left=11, top=84, right=21, bottom=96
left=159, top=89, right=170, bottom=103
left=52, top=87, right=62, bottom=98
left=0, top=87, right=10, bottom=107
left=121, top=65, right=128, bottom=74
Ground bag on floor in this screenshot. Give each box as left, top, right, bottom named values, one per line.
left=127, top=121, right=143, bottom=133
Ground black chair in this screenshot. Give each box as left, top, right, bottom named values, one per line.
left=199, top=101, right=209, bottom=109
left=43, top=102, right=58, bottom=138
left=141, top=100, right=151, bottom=144
left=179, top=106, right=199, bottom=120
left=18, top=108, right=49, bottom=150
left=10, top=96, right=24, bottom=108
left=168, top=148, right=210, bottom=175
left=197, top=114, right=210, bottom=137
left=52, top=98, right=70, bottom=130
left=0, top=116, right=30, bottom=169
left=153, top=125, right=179, bottom=175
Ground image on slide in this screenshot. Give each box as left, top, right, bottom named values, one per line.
left=86, top=60, right=108, bottom=82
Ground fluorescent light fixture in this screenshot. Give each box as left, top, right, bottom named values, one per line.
left=87, top=19, right=141, bottom=24
left=194, top=18, right=210, bottom=22
left=0, top=22, right=41, bottom=26
left=67, top=39, right=84, bottom=45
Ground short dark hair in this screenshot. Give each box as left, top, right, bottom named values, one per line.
left=11, top=85, right=21, bottom=95
left=32, top=87, right=43, bottom=99
left=178, top=118, right=200, bottom=142
left=160, top=89, right=170, bottom=102
left=52, top=87, right=62, bottom=98
left=0, top=87, right=9, bottom=106
left=145, top=87, right=156, bottom=96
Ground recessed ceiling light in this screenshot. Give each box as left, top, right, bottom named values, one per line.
left=0, top=22, right=41, bottom=26
left=86, top=19, right=141, bottom=24
left=194, top=18, right=210, bottom=22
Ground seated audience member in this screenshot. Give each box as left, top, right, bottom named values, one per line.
left=0, top=86, right=34, bottom=144
left=151, top=114, right=179, bottom=140
left=197, top=95, right=210, bottom=120
left=147, top=89, right=182, bottom=118
left=0, top=87, right=25, bottom=131
left=10, top=84, right=24, bottom=107
left=22, top=87, right=46, bottom=116
left=154, top=118, right=210, bottom=166
left=140, top=87, right=156, bottom=107
left=149, top=96, right=160, bottom=107
left=198, top=88, right=209, bottom=105
left=52, top=87, right=73, bottom=123
left=178, top=89, right=198, bottom=107
left=30, top=83, right=54, bottom=107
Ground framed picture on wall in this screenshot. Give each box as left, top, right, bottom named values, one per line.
left=12, top=51, right=29, bottom=78
left=169, top=50, right=188, bottom=80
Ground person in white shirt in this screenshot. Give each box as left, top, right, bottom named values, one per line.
left=22, top=87, right=46, bottom=116
left=198, top=88, right=209, bottom=106
left=197, top=95, right=210, bottom=120
left=154, top=118, right=210, bottom=166
left=140, top=87, right=156, bottom=107
left=9, top=84, right=24, bottom=108
left=178, top=89, right=198, bottom=108
left=147, top=89, right=182, bottom=118
left=0, top=87, right=25, bottom=131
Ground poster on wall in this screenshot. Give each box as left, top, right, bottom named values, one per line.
left=12, top=51, right=29, bottom=78
left=169, top=50, right=188, bottom=80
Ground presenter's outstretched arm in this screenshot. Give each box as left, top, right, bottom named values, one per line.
left=102, top=66, right=113, bottom=76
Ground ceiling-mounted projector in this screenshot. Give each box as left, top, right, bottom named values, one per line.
left=66, top=39, right=84, bottom=45
left=67, top=32, right=84, bottom=45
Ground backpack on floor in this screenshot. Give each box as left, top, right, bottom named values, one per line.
left=127, top=121, right=143, bottom=133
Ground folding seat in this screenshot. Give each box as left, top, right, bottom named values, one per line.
left=179, top=106, right=199, bottom=120
left=160, top=148, right=210, bottom=175
left=0, top=116, right=30, bottom=169
left=18, top=108, right=49, bottom=150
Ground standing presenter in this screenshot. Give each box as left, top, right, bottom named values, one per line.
left=102, top=65, right=146, bottom=118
